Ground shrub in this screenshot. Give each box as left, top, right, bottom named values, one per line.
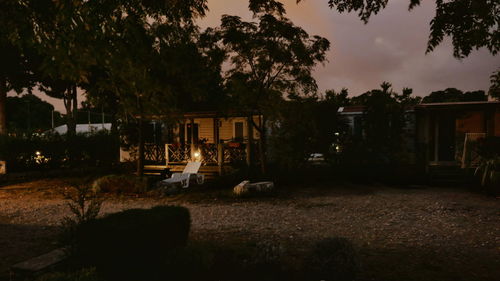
left=0, top=132, right=118, bottom=172
left=60, top=183, right=103, bottom=255
left=92, top=174, right=153, bottom=194
left=305, top=237, right=360, bottom=281
left=36, top=268, right=102, bottom=281
left=74, top=206, right=191, bottom=281
left=475, top=137, right=500, bottom=193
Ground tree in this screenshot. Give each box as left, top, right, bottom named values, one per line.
left=294, top=0, right=500, bottom=58
left=211, top=3, right=330, bottom=173
left=6, top=94, right=61, bottom=133
left=0, top=0, right=36, bottom=135
left=489, top=69, right=500, bottom=100
left=422, top=88, right=487, bottom=103
left=343, top=82, right=418, bottom=164
left=85, top=0, right=209, bottom=176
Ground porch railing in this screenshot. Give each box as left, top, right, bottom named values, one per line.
left=146, top=142, right=258, bottom=167
left=165, top=144, right=191, bottom=164
left=144, top=143, right=165, bottom=164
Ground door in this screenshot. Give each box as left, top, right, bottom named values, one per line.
left=437, top=113, right=456, bottom=161
left=186, top=123, right=199, bottom=144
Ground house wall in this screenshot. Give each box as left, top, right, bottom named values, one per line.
left=456, top=111, right=485, bottom=134
left=193, top=118, right=215, bottom=143
left=183, top=116, right=261, bottom=144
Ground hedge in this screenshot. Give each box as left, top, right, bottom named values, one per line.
left=74, top=206, right=191, bottom=281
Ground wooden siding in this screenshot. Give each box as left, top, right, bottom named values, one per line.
left=183, top=116, right=260, bottom=143
left=456, top=111, right=485, bottom=134
left=193, top=118, right=215, bottom=143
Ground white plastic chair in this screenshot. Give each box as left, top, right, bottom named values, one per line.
left=161, top=162, right=205, bottom=188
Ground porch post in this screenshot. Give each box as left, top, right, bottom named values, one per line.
left=217, top=143, right=224, bottom=176
left=214, top=118, right=220, bottom=144
left=165, top=144, right=169, bottom=166
left=246, top=115, right=253, bottom=167
left=190, top=118, right=196, bottom=161
left=421, top=110, right=431, bottom=173
left=434, top=115, right=439, bottom=163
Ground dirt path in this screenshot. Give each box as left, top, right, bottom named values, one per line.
left=1, top=180, right=499, bottom=281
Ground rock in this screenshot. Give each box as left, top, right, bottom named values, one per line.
left=233, top=181, right=274, bottom=196
left=11, top=248, right=67, bottom=278
left=250, top=181, right=275, bottom=192
left=155, top=181, right=182, bottom=196
left=233, top=180, right=251, bottom=196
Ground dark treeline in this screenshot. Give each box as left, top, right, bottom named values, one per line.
left=1, top=0, right=498, bottom=175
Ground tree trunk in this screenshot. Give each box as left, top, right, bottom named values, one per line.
left=66, top=86, right=77, bottom=136
left=0, top=75, right=7, bottom=135
left=246, top=115, right=253, bottom=170
left=257, top=115, right=266, bottom=175
left=136, top=98, right=145, bottom=177
left=136, top=116, right=144, bottom=177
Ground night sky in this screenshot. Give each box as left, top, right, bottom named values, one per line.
left=18, top=0, right=500, bottom=112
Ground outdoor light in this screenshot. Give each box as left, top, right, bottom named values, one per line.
left=193, top=150, right=202, bottom=162
left=334, top=132, right=340, bottom=136
left=35, top=151, right=41, bottom=156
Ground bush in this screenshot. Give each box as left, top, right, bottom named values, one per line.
left=92, top=174, right=154, bottom=194
left=74, top=206, right=191, bottom=281
left=37, top=268, right=102, bottom=281
left=305, top=237, right=360, bottom=281
left=0, top=132, right=119, bottom=172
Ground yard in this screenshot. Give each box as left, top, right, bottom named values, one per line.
left=0, top=179, right=499, bottom=281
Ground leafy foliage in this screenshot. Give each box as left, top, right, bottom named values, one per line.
left=474, top=137, right=500, bottom=190
left=268, top=94, right=348, bottom=170
left=422, top=88, right=487, bottom=103
left=0, top=132, right=119, bottom=172
left=59, top=182, right=103, bottom=259
left=63, top=183, right=103, bottom=225
left=6, top=94, right=62, bottom=133
left=489, top=69, right=500, bottom=100
left=208, top=3, right=330, bottom=173
left=343, top=83, right=419, bottom=164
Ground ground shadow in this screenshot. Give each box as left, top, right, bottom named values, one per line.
left=0, top=223, right=59, bottom=281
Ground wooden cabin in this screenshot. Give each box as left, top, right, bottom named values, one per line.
left=339, top=101, right=500, bottom=171
left=415, top=101, right=500, bottom=170
left=120, top=111, right=263, bottom=178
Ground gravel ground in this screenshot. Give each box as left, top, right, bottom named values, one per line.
left=0, top=179, right=499, bottom=281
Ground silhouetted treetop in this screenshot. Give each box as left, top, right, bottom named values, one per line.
left=422, top=88, right=487, bottom=103
left=489, top=70, right=500, bottom=100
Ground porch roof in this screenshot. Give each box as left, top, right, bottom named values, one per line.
left=146, top=110, right=260, bottom=120
left=416, top=101, right=500, bottom=111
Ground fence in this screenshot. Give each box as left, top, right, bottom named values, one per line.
left=144, top=143, right=255, bottom=166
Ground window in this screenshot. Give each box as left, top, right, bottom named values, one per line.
left=234, top=121, right=244, bottom=141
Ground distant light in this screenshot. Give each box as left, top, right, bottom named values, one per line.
left=334, top=132, right=340, bottom=136
left=35, top=151, right=41, bottom=156
left=193, top=151, right=201, bottom=158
